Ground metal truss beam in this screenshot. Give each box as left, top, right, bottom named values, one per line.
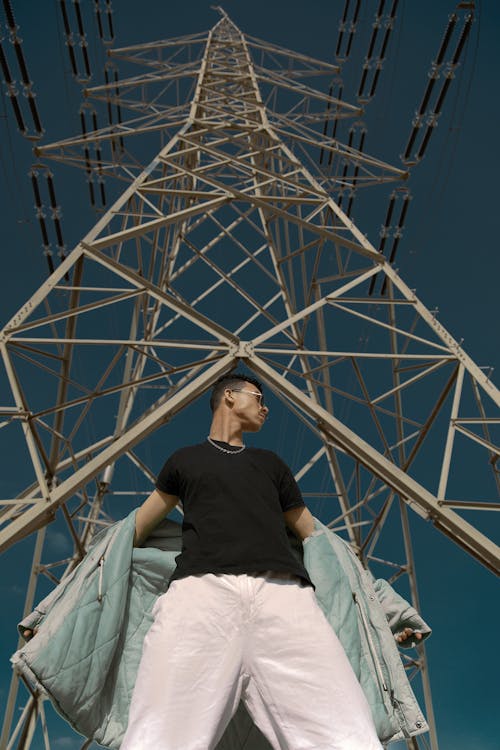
left=0, top=353, right=233, bottom=552
left=1, top=9, right=498, bottom=750
left=245, top=352, right=499, bottom=574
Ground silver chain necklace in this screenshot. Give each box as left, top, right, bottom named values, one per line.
left=207, top=436, right=246, bottom=454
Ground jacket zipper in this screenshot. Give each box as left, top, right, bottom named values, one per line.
left=353, top=590, right=412, bottom=736
left=353, top=592, right=394, bottom=714
left=321, top=530, right=393, bottom=710
left=315, top=527, right=416, bottom=735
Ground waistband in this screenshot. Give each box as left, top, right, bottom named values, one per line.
left=248, top=570, right=305, bottom=585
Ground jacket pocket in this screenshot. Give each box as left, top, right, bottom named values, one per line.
left=97, top=555, right=105, bottom=603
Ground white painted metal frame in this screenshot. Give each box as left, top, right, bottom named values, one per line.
left=1, top=10, right=498, bottom=750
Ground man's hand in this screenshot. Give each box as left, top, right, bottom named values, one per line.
left=395, top=627, right=423, bottom=644
left=23, top=628, right=38, bottom=640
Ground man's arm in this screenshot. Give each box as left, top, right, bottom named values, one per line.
left=284, top=505, right=315, bottom=541
left=134, top=489, right=179, bottom=547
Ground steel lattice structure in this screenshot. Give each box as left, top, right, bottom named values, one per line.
left=1, top=8, right=499, bottom=750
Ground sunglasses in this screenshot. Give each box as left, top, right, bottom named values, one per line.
left=230, top=388, right=265, bottom=407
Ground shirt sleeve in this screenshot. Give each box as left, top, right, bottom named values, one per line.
left=155, top=452, right=181, bottom=496
left=278, top=461, right=304, bottom=512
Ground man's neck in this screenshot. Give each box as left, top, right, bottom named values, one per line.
left=208, top=414, right=244, bottom=446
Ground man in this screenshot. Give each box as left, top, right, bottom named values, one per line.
left=120, top=371, right=385, bottom=750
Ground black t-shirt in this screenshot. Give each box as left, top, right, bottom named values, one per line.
left=155, top=440, right=312, bottom=587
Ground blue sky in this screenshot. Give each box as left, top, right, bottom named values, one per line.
left=0, top=1, right=499, bottom=748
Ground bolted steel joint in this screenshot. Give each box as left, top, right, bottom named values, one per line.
left=229, top=340, right=254, bottom=358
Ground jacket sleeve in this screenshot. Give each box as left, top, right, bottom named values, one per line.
left=16, top=519, right=124, bottom=640
left=373, top=578, right=432, bottom=649
left=17, top=562, right=83, bottom=639
left=18, top=606, right=47, bottom=639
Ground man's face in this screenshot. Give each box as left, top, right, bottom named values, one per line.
left=229, top=381, right=269, bottom=432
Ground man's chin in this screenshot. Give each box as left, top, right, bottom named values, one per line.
left=244, top=422, right=264, bottom=433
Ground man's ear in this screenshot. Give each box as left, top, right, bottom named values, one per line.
left=224, top=387, right=235, bottom=407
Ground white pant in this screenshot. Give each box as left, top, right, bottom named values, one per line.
left=121, top=573, right=382, bottom=750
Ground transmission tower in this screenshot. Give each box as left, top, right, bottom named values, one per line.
left=1, top=8, right=498, bottom=750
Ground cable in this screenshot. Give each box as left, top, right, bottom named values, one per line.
left=1, top=0, right=44, bottom=137
left=404, top=1, right=480, bottom=269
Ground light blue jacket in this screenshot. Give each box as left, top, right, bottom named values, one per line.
left=12, top=513, right=430, bottom=747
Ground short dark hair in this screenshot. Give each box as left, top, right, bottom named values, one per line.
left=210, top=371, right=263, bottom=412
